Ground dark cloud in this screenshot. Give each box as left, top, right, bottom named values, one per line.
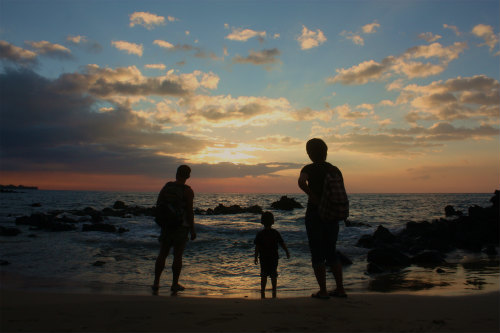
left=232, top=48, right=281, bottom=67
left=0, top=68, right=297, bottom=179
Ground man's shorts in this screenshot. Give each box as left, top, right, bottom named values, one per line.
left=159, top=225, right=190, bottom=249
left=259, top=257, right=278, bottom=278
left=305, top=206, right=339, bottom=267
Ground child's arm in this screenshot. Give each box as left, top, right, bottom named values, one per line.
left=280, top=242, right=290, bottom=259
left=254, top=245, right=259, bottom=264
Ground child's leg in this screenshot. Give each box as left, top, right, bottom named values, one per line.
left=271, top=276, right=277, bottom=298
left=260, top=276, right=267, bottom=298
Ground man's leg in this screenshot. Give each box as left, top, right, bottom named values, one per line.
left=271, top=276, right=277, bottom=298
left=171, top=241, right=186, bottom=289
left=153, top=241, right=170, bottom=289
left=312, top=263, right=328, bottom=296
left=330, top=261, right=346, bottom=295
left=260, top=276, right=267, bottom=298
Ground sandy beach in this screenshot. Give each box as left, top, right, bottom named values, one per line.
left=1, top=288, right=498, bottom=332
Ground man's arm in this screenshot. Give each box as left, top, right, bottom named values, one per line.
left=298, top=172, right=319, bottom=204
left=185, top=187, right=196, bottom=240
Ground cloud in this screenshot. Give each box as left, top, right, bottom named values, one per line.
left=225, top=28, right=266, bottom=42
left=394, top=122, right=499, bottom=141
left=51, top=65, right=219, bottom=100
left=327, top=42, right=467, bottom=84
left=472, top=24, right=499, bottom=52
left=335, top=104, right=371, bottom=119
left=418, top=32, right=442, bottom=43
left=232, top=48, right=281, bottom=67
left=297, top=25, right=327, bottom=50
left=129, top=11, right=166, bottom=29
left=362, top=21, right=380, bottom=34
left=401, top=75, right=500, bottom=121
left=0, top=68, right=300, bottom=180
left=443, top=24, right=461, bottom=36
left=153, top=39, right=175, bottom=49
left=0, top=40, right=37, bottom=65
left=256, top=135, right=302, bottom=146
left=26, top=40, right=72, bottom=59
left=341, top=21, right=380, bottom=45
left=340, top=31, right=364, bottom=46
left=66, top=35, right=102, bottom=53
left=111, top=40, right=143, bottom=56
left=144, top=64, right=166, bottom=70
left=327, top=59, right=388, bottom=85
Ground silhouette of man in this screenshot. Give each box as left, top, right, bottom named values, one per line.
left=298, top=138, right=347, bottom=299
left=152, top=165, right=196, bottom=293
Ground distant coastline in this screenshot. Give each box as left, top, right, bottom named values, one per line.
left=0, top=185, right=38, bottom=193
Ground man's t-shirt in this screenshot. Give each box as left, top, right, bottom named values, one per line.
left=254, top=228, right=284, bottom=260
left=301, top=162, right=341, bottom=205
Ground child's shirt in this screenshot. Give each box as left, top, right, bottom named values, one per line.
left=254, top=228, right=284, bottom=260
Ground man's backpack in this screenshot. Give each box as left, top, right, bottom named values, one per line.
left=155, top=182, right=185, bottom=229
left=318, top=166, right=349, bottom=222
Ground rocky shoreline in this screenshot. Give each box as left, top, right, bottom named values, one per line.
left=357, top=190, right=499, bottom=274
left=2, top=191, right=498, bottom=275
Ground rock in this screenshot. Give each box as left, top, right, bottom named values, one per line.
left=270, top=196, right=303, bottom=210
left=483, top=244, right=498, bottom=255
left=367, top=247, right=411, bottom=268
left=196, top=204, right=263, bottom=215
left=411, top=250, right=446, bottom=266
left=118, top=227, right=129, bottom=233
left=82, top=223, right=117, bottom=233
left=373, top=225, right=396, bottom=244
left=336, top=251, right=353, bottom=266
left=93, top=261, right=106, bottom=266
left=367, top=262, right=384, bottom=274
left=15, top=213, right=77, bottom=232
left=436, top=268, right=446, bottom=274
left=0, top=260, right=10, bottom=266
left=113, top=201, right=127, bottom=210
left=0, top=226, right=21, bottom=236
left=356, top=234, right=375, bottom=248
left=444, top=205, right=462, bottom=217
left=30, top=202, right=42, bottom=207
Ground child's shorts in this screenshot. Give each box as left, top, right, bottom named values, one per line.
left=260, top=257, right=278, bottom=278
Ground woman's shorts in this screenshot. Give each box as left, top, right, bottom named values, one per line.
left=305, top=206, right=339, bottom=267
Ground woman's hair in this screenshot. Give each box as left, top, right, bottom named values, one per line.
left=261, top=211, right=275, bottom=226
left=306, top=138, right=328, bottom=162
left=176, top=165, right=191, bottom=180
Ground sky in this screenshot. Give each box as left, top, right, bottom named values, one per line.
left=0, top=0, right=499, bottom=193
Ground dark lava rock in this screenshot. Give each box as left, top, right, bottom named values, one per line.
left=0, top=226, right=21, bottom=236
left=93, top=261, right=106, bottom=266
left=411, top=250, right=446, bottom=266
left=197, top=204, right=263, bottom=215
left=336, top=251, right=353, bottom=266
left=367, top=247, right=411, bottom=268
left=113, top=201, right=127, bottom=210
left=15, top=213, right=77, bottom=232
left=270, top=196, right=303, bottom=210
left=82, top=223, right=117, bottom=233
left=444, top=205, right=462, bottom=217
left=367, top=262, right=385, bottom=274
left=373, top=225, right=396, bottom=244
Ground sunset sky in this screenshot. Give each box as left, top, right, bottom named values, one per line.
left=0, top=0, right=499, bottom=193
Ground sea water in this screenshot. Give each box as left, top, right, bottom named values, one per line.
left=0, top=191, right=498, bottom=297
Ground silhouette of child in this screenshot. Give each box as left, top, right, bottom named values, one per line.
left=254, top=211, right=290, bottom=298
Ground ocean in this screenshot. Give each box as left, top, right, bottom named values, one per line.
left=0, top=190, right=498, bottom=298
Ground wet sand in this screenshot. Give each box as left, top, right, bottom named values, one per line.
left=1, top=288, right=498, bottom=332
